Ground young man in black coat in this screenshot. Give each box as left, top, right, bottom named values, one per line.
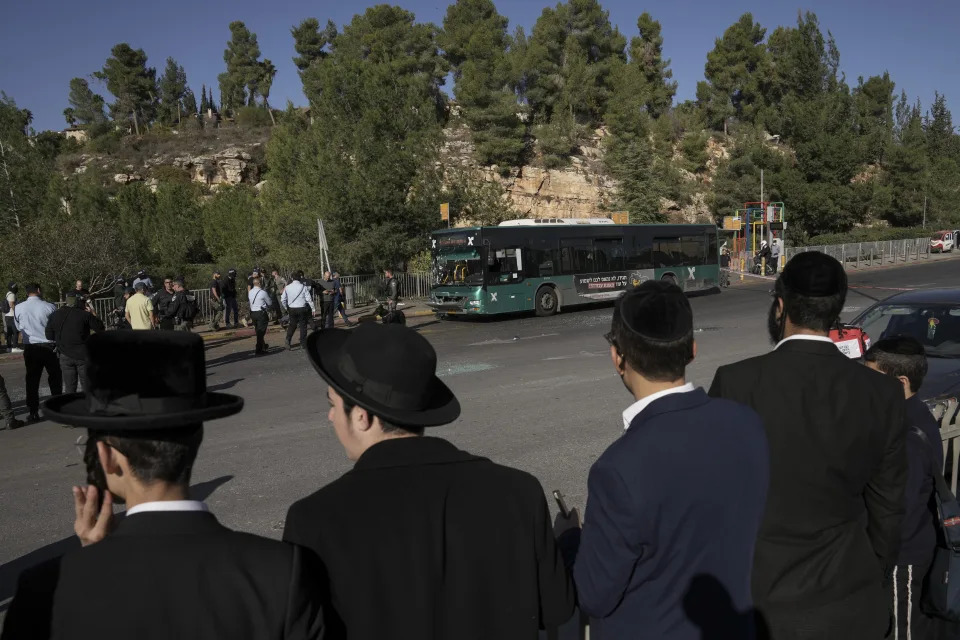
left=555, top=282, right=770, bottom=640
left=865, top=337, right=950, bottom=639
left=3, top=332, right=328, bottom=640
left=709, top=251, right=906, bottom=640
left=284, top=323, right=575, bottom=639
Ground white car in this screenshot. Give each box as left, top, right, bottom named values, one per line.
left=930, top=230, right=955, bottom=253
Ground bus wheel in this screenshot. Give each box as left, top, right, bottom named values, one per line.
left=535, top=286, right=558, bottom=317
left=661, top=274, right=678, bottom=287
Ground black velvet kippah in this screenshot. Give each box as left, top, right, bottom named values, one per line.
left=616, top=280, right=693, bottom=342
left=780, top=251, right=847, bottom=297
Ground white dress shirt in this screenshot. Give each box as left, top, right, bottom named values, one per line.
left=125, top=500, right=209, bottom=517
left=248, top=286, right=271, bottom=312
left=281, top=280, right=315, bottom=312
left=774, top=334, right=836, bottom=350
left=622, top=382, right=697, bottom=431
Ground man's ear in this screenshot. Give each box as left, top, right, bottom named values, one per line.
left=352, top=406, right=375, bottom=434
left=691, top=340, right=698, bottom=362
left=897, top=375, right=912, bottom=398
left=96, top=440, right=123, bottom=477
left=610, top=344, right=624, bottom=375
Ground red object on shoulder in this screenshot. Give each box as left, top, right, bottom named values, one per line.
left=829, top=325, right=871, bottom=359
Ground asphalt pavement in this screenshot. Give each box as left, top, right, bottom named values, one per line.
left=2, top=255, right=959, bottom=615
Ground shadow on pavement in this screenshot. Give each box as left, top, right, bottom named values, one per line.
left=206, top=348, right=281, bottom=369
left=0, top=475, right=234, bottom=612
left=206, top=378, right=245, bottom=392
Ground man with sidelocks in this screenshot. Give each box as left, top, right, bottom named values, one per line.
left=3, top=332, right=328, bottom=640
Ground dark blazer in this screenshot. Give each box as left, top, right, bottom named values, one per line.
left=2, top=511, right=326, bottom=640
left=710, top=338, right=907, bottom=638
left=565, top=388, right=769, bottom=640
left=283, top=436, right=575, bottom=640
left=900, top=395, right=943, bottom=566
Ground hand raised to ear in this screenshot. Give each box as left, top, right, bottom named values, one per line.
left=73, top=485, right=113, bottom=547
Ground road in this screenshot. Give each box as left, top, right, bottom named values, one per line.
left=1, top=256, right=958, bottom=612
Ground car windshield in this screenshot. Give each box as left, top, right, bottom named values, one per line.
left=932, top=233, right=945, bottom=240
left=859, top=303, right=960, bottom=357
left=433, top=249, right=484, bottom=286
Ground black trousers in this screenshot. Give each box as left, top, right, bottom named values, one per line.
left=323, top=299, right=335, bottom=329
left=159, top=318, right=175, bottom=331
left=252, top=311, right=269, bottom=352
left=59, top=353, right=88, bottom=394
left=224, top=297, right=239, bottom=326
left=4, top=316, right=17, bottom=349
left=286, top=307, right=310, bottom=346
left=24, top=343, right=62, bottom=415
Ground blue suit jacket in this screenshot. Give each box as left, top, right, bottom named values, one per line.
left=571, top=389, right=770, bottom=640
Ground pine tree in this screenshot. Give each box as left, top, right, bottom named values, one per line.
left=524, top=0, right=625, bottom=127
left=697, top=13, right=767, bottom=132
left=259, top=59, right=277, bottom=124
left=63, top=78, right=107, bottom=126
left=199, top=84, right=210, bottom=113
left=157, top=57, right=188, bottom=125
left=925, top=92, right=955, bottom=160
left=219, top=21, right=263, bottom=114
left=292, top=18, right=336, bottom=71
left=93, top=43, right=158, bottom=135
left=853, top=73, right=895, bottom=166
left=441, top=0, right=525, bottom=168
left=630, top=12, right=677, bottom=118
left=182, top=88, right=198, bottom=117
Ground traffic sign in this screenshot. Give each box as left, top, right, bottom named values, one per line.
left=611, top=212, right=629, bottom=224
left=440, top=203, right=449, bottom=222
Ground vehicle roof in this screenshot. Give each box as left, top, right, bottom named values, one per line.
left=874, top=288, right=960, bottom=304
left=429, top=223, right=715, bottom=234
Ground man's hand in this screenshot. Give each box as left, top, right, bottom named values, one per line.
left=73, top=485, right=113, bottom=546
left=553, top=506, right=582, bottom=538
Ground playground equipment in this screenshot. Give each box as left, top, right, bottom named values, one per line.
left=723, top=202, right=787, bottom=274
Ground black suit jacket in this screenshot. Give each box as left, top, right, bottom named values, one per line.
left=283, top=437, right=576, bottom=640
left=2, top=511, right=327, bottom=640
left=710, top=338, right=906, bottom=633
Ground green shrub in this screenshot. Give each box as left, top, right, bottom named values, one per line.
left=150, top=165, right=193, bottom=184
left=802, top=226, right=932, bottom=246
left=235, top=106, right=273, bottom=128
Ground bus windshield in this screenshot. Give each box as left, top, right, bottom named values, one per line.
left=434, top=249, right=484, bottom=286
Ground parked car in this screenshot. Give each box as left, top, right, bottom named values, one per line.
left=930, top=230, right=955, bottom=253
left=842, top=289, right=960, bottom=428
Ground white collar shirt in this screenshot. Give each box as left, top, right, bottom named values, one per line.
left=622, top=382, right=697, bottom=431
left=774, top=334, right=836, bottom=350
left=125, top=500, right=209, bottom=517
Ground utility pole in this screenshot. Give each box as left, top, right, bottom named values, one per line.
left=923, top=195, right=927, bottom=229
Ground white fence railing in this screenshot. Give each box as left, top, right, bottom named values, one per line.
left=785, top=237, right=931, bottom=268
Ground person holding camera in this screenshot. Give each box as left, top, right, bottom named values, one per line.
left=45, top=290, right=105, bottom=394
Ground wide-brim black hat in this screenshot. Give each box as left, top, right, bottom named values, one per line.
left=305, top=325, right=460, bottom=428
left=43, top=332, right=243, bottom=430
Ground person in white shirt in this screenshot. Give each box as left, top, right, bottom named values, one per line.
left=281, top=270, right=316, bottom=350
left=13, top=283, right=61, bottom=423
left=248, top=277, right=272, bottom=355
left=4, top=282, right=21, bottom=353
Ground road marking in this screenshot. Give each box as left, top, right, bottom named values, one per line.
left=468, top=333, right=559, bottom=346
left=436, top=362, right=496, bottom=377
left=543, top=350, right=607, bottom=361
left=842, top=306, right=861, bottom=313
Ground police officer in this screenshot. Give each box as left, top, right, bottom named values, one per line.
left=153, top=277, right=176, bottom=331
left=248, top=276, right=272, bottom=355
left=222, top=269, right=240, bottom=329
left=210, top=270, right=224, bottom=331
left=132, top=270, right=153, bottom=293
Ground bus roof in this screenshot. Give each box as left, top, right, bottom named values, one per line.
left=430, top=223, right=717, bottom=235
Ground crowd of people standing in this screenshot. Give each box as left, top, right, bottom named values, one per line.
left=2, top=251, right=955, bottom=640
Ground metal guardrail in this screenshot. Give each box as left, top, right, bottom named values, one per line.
left=785, top=237, right=931, bottom=268
left=75, top=273, right=434, bottom=324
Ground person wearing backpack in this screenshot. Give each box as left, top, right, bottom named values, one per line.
left=3, top=282, right=21, bottom=353
left=168, top=279, right=198, bottom=332
left=865, top=336, right=950, bottom=639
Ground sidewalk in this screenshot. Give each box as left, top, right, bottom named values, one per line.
left=726, top=249, right=960, bottom=287
left=0, top=301, right=435, bottom=362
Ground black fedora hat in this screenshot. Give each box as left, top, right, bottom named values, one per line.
left=305, top=324, right=460, bottom=428
left=42, top=332, right=243, bottom=429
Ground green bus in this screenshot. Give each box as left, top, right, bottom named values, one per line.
left=427, top=220, right=720, bottom=317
